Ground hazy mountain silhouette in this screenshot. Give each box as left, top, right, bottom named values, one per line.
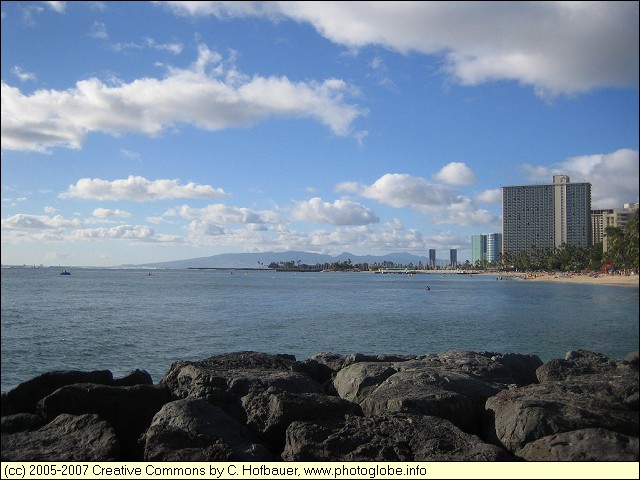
left=124, top=251, right=436, bottom=269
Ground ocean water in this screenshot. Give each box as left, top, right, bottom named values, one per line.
left=1, top=267, right=638, bottom=392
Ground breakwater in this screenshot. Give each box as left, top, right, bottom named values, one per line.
left=1, top=349, right=638, bottom=462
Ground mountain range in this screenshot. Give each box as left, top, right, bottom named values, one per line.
left=125, top=251, right=439, bottom=269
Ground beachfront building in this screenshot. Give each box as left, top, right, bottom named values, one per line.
left=486, top=233, right=502, bottom=263
left=471, top=233, right=501, bottom=266
left=449, top=249, right=458, bottom=267
left=592, top=203, right=639, bottom=252
left=471, top=234, right=486, bottom=266
left=428, top=249, right=436, bottom=269
left=502, top=175, right=591, bottom=258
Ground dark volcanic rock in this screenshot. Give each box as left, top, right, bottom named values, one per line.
left=37, top=383, right=171, bottom=459
left=515, top=427, right=639, bottom=461
left=1, top=349, right=635, bottom=462
left=112, top=369, right=154, bottom=386
left=1, top=413, right=44, bottom=434
left=485, top=349, right=639, bottom=458
left=144, top=398, right=273, bottom=461
left=1, top=413, right=119, bottom=461
left=160, top=351, right=323, bottom=403
left=1, top=370, right=114, bottom=416
left=536, top=349, right=638, bottom=382
left=282, top=412, right=512, bottom=461
left=159, top=351, right=360, bottom=452
left=331, top=351, right=542, bottom=434
left=240, top=387, right=361, bottom=451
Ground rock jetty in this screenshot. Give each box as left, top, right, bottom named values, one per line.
left=1, top=349, right=638, bottom=462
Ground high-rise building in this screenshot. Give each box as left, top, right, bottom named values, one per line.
left=428, top=249, right=436, bottom=269
left=592, top=203, right=639, bottom=252
left=486, top=233, right=502, bottom=263
left=502, top=175, right=591, bottom=258
left=471, top=234, right=487, bottom=266
left=449, top=249, right=457, bottom=267
left=471, top=233, right=501, bottom=266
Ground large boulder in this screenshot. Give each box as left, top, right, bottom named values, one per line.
left=330, top=351, right=542, bottom=434
left=282, top=412, right=512, bottom=461
left=536, top=349, right=638, bottom=382
left=159, top=351, right=358, bottom=453
left=1, top=370, right=114, bottom=416
left=1, top=413, right=119, bottom=461
left=240, top=387, right=361, bottom=451
left=37, top=383, right=172, bottom=459
left=485, top=350, right=639, bottom=459
left=144, top=398, right=272, bottom=461
left=160, top=352, right=323, bottom=404
left=1, top=369, right=155, bottom=417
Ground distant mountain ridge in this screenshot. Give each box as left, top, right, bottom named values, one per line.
left=125, top=251, right=434, bottom=269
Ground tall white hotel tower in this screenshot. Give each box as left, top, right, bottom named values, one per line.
left=501, top=175, right=591, bottom=258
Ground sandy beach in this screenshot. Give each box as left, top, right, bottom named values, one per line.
left=488, top=271, right=639, bottom=286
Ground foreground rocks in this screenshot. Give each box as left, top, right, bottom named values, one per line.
left=1, top=349, right=638, bottom=461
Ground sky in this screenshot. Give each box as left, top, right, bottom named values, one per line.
left=1, top=1, right=638, bottom=267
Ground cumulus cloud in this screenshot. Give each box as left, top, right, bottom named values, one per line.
left=475, top=188, right=501, bottom=204
left=161, top=1, right=638, bottom=97
left=337, top=172, right=499, bottom=227
left=173, top=204, right=280, bottom=224
left=522, top=148, right=639, bottom=209
left=336, top=173, right=460, bottom=209
left=92, top=208, right=131, bottom=219
left=434, top=162, right=477, bottom=185
left=1, top=44, right=365, bottom=152
left=72, top=224, right=156, bottom=240
left=1, top=213, right=81, bottom=230
left=291, top=197, right=379, bottom=225
left=59, top=176, right=227, bottom=201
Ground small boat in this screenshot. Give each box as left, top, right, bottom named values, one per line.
left=60, top=270, right=71, bottom=275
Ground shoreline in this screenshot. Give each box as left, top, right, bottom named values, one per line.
left=479, top=271, right=639, bottom=286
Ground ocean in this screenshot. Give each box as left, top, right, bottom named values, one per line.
left=1, top=266, right=638, bottom=392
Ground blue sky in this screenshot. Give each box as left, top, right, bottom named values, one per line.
left=1, top=1, right=638, bottom=267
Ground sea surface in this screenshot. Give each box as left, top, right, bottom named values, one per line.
left=2, top=267, right=638, bottom=392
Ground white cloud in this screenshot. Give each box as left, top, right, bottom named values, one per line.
left=120, top=148, right=141, bottom=160
left=44, top=1, right=66, bottom=13
left=475, top=188, right=501, bottom=205
left=174, top=204, right=280, bottom=224
left=337, top=173, right=460, bottom=209
left=59, top=176, right=227, bottom=201
left=12, top=66, right=36, bottom=82
left=522, top=148, right=639, bottom=209
left=89, top=21, right=108, bottom=40
left=92, top=208, right=131, bottom=219
left=337, top=173, right=500, bottom=228
left=1, top=213, right=81, bottom=230
left=73, top=224, right=157, bottom=240
left=291, top=197, right=379, bottom=225
left=1, top=44, right=366, bottom=153
left=434, top=162, right=477, bottom=185
left=145, top=37, right=183, bottom=55
left=162, top=1, right=638, bottom=97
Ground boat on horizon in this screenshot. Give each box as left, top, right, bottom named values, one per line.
left=60, top=270, right=71, bottom=275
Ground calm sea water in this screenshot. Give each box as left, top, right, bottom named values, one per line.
left=2, top=267, right=638, bottom=392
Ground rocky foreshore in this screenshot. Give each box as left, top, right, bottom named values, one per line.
left=1, top=349, right=638, bottom=462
